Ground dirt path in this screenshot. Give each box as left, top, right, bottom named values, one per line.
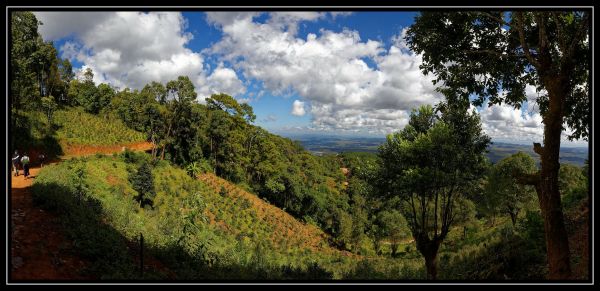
left=62, top=141, right=154, bottom=157
left=10, top=142, right=155, bottom=281
left=10, top=165, right=91, bottom=280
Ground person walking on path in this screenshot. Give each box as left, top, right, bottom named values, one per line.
left=38, top=153, right=46, bottom=168
left=12, top=150, right=20, bottom=176
left=21, top=153, right=30, bottom=179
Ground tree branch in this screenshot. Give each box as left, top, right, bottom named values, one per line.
left=475, top=11, right=510, bottom=27
left=533, top=142, right=544, bottom=156
left=410, top=194, right=419, bottom=231
left=514, top=171, right=540, bottom=186
left=441, top=176, right=456, bottom=237
left=420, top=194, right=426, bottom=238
left=471, top=11, right=526, bottom=45
left=462, top=49, right=521, bottom=59
left=567, top=12, right=589, bottom=58
left=434, top=189, right=439, bottom=239
left=515, top=12, right=541, bottom=70
left=535, top=13, right=550, bottom=55
left=551, top=12, right=568, bottom=54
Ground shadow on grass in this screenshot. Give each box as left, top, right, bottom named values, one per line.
left=28, top=182, right=334, bottom=281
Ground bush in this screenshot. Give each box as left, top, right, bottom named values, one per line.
left=198, top=159, right=213, bottom=174
left=562, top=186, right=588, bottom=210
left=121, top=148, right=150, bottom=165
left=281, top=261, right=333, bottom=280
left=129, top=161, right=156, bottom=208
left=11, top=110, right=64, bottom=161
left=344, top=259, right=386, bottom=279
left=437, top=215, right=548, bottom=280
left=356, top=235, right=376, bottom=256
left=219, top=186, right=228, bottom=197
left=518, top=210, right=545, bottom=250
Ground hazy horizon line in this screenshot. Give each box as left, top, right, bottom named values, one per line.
left=275, top=132, right=590, bottom=149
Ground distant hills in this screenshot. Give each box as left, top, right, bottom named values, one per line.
left=485, top=142, right=588, bottom=166
left=289, top=134, right=589, bottom=166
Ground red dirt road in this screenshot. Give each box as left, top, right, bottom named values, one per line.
left=10, top=166, right=91, bottom=280
left=62, top=141, right=153, bottom=157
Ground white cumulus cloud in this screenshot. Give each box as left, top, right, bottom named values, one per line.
left=206, top=12, right=442, bottom=134
left=291, top=100, right=306, bottom=116
left=34, top=11, right=246, bottom=100
left=202, top=63, right=247, bottom=97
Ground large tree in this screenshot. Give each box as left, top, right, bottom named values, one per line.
left=160, top=76, right=197, bottom=160
left=57, top=59, right=75, bottom=104
left=405, top=11, right=589, bottom=279
left=32, top=40, right=61, bottom=99
left=69, top=68, right=102, bottom=114
left=379, top=103, right=490, bottom=279
left=205, top=93, right=253, bottom=180
left=10, top=11, right=41, bottom=113
left=485, top=152, right=538, bottom=226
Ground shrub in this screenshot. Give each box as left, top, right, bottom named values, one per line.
left=121, top=148, right=150, bottom=165
left=219, top=186, right=228, bottom=197
left=129, top=161, right=156, bottom=208
left=240, top=199, right=252, bottom=210
left=519, top=210, right=545, bottom=250
left=198, top=159, right=213, bottom=174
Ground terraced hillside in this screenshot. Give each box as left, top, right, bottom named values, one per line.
left=198, top=173, right=342, bottom=255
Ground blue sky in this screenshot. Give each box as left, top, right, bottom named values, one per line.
left=33, top=11, right=588, bottom=147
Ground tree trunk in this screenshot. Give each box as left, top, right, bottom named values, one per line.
left=391, top=243, right=398, bottom=258
left=150, top=133, right=156, bottom=160
left=374, top=239, right=381, bottom=256
left=423, top=247, right=439, bottom=280
left=417, top=239, right=440, bottom=280
left=160, top=124, right=171, bottom=160
left=537, top=81, right=571, bottom=279
left=509, top=212, right=517, bottom=227
left=160, top=144, right=166, bottom=160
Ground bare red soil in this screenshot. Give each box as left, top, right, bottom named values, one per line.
left=10, top=165, right=92, bottom=280
left=62, top=141, right=153, bottom=157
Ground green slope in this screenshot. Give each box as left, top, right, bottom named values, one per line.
left=31, top=153, right=352, bottom=279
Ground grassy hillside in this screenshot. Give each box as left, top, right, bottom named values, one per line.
left=11, top=107, right=148, bottom=162
left=198, top=173, right=338, bottom=255
left=54, top=107, right=147, bottom=146
left=30, top=152, right=348, bottom=279
left=29, top=151, right=433, bottom=279
left=30, top=150, right=587, bottom=280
